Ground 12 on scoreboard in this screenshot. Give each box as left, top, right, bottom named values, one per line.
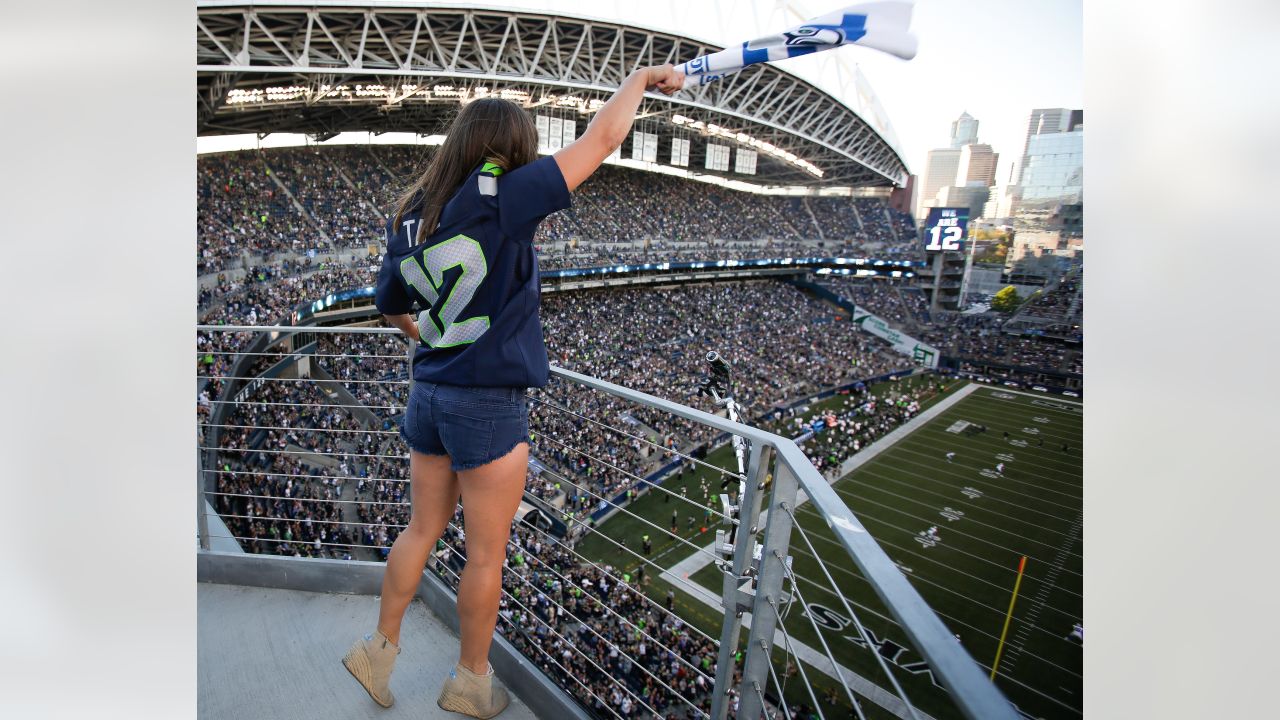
left=923, top=207, right=969, bottom=252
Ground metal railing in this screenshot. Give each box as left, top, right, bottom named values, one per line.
left=196, top=324, right=1021, bottom=720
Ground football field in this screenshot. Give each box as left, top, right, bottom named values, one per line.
left=575, top=379, right=1083, bottom=719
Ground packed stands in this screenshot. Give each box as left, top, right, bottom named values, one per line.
left=197, top=147, right=924, bottom=280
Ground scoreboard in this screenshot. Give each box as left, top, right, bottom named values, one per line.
left=923, top=207, right=969, bottom=253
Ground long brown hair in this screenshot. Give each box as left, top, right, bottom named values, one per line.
left=393, top=98, right=539, bottom=244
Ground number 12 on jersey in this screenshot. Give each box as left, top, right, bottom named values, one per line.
left=399, top=234, right=491, bottom=348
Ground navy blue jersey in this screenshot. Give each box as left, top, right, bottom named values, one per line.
left=374, top=155, right=571, bottom=388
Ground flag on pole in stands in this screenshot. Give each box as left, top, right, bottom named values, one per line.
left=675, top=1, right=918, bottom=88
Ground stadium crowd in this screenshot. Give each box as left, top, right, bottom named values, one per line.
left=530, top=282, right=911, bottom=506
left=765, top=375, right=944, bottom=477
left=818, top=277, right=1080, bottom=376
left=197, top=147, right=922, bottom=281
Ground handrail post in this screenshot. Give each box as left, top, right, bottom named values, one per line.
left=709, top=440, right=770, bottom=720
left=197, top=428, right=211, bottom=551
left=735, top=453, right=800, bottom=720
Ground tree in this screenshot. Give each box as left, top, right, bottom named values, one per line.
left=991, top=286, right=1022, bottom=313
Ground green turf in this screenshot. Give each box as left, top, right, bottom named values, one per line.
left=576, top=379, right=1083, bottom=719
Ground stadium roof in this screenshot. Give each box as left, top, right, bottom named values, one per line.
left=196, top=1, right=910, bottom=188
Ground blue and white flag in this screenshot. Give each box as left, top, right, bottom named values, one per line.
left=675, top=1, right=918, bottom=88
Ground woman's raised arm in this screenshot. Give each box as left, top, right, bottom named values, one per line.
left=553, top=64, right=683, bottom=192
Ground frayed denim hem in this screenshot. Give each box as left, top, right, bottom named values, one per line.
left=450, top=435, right=530, bottom=472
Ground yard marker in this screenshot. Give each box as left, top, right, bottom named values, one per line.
left=990, top=555, right=1028, bottom=680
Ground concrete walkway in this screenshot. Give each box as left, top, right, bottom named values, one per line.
left=198, top=584, right=537, bottom=720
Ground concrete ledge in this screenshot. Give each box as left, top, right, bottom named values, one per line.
left=198, top=551, right=591, bottom=720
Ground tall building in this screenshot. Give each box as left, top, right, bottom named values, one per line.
left=918, top=112, right=1003, bottom=218
left=956, top=143, right=999, bottom=187
left=1011, top=108, right=1083, bottom=214
left=1002, top=108, right=1084, bottom=279
left=950, top=111, right=979, bottom=149
left=917, top=147, right=960, bottom=219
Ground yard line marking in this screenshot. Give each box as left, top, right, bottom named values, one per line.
left=794, top=503, right=1082, bottom=600
left=832, top=482, right=1076, bottom=555
left=851, top=468, right=1077, bottom=537
left=977, top=386, right=1083, bottom=407
left=880, top=443, right=1082, bottom=501
left=867, top=455, right=1082, bottom=522
left=856, top=465, right=1077, bottom=527
left=659, top=561, right=1081, bottom=717
left=967, top=393, right=1085, bottom=421
left=769, top=540, right=1084, bottom=679
left=1000, top=513, right=1084, bottom=674
left=867, top=451, right=1083, bottom=514
left=796, top=499, right=1081, bottom=583
left=798, top=509, right=1080, bottom=609
left=906, top=424, right=1083, bottom=478
left=909, top=430, right=1081, bottom=479
left=788, top=530, right=1083, bottom=636
left=827, top=487, right=1082, bottom=568
left=930, top=400, right=1083, bottom=443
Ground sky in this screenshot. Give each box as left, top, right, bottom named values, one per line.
left=458, top=0, right=1083, bottom=185
left=845, top=0, right=1083, bottom=183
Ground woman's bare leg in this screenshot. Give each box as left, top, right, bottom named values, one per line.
left=455, top=442, right=528, bottom=673
left=376, top=450, right=460, bottom=645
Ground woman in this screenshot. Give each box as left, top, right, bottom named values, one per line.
left=342, top=63, right=682, bottom=718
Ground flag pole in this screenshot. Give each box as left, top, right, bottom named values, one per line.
left=990, top=555, right=1028, bottom=680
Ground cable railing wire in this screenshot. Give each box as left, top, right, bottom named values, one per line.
left=198, top=349, right=411, bottom=360
left=437, top=521, right=695, bottom=720
left=529, top=392, right=747, bottom=482
left=783, top=505, right=918, bottom=720
left=773, top=545, right=877, bottom=720
left=200, top=423, right=401, bottom=436
left=516, top=514, right=724, bottom=649
left=203, top=468, right=406, bottom=485
left=428, top=555, right=630, bottom=720
left=214, top=446, right=408, bottom=461
left=197, top=324, right=402, bottom=334
left=767, top=597, right=829, bottom=720
left=205, top=399, right=404, bottom=412
left=528, top=456, right=724, bottom=565
left=532, top=432, right=731, bottom=523
left=207, top=490, right=404, bottom=508
left=202, top=374, right=410, bottom=385
left=515, top=529, right=718, bottom=686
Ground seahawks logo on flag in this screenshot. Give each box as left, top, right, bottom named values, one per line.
left=782, top=26, right=848, bottom=47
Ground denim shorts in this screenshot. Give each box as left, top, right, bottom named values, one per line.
left=400, top=380, right=530, bottom=471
